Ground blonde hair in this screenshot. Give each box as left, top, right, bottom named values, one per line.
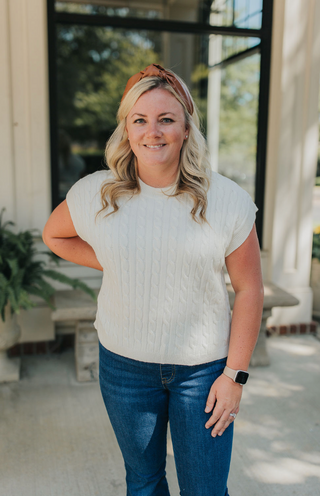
left=100, top=72, right=211, bottom=223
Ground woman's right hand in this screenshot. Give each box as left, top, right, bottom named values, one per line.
left=42, top=200, right=103, bottom=271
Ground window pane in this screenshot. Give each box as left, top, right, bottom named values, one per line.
left=207, top=45, right=260, bottom=199
left=210, top=0, right=263, bottom=29
left=220, top=35, right=260, bottom=60
left=55, top=0, right=262, bottom=28
left=56, top=26, right=210, bottom=201
left=55, top=1, right=162, bottom=20
left=55, top=22, right=260, bottom=202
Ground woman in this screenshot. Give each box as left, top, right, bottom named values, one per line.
left=43, top=64, right=264, bottom=496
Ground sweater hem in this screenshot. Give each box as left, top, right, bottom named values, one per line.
left=96, top=324, right=229, bottom=366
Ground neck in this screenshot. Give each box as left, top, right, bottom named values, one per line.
left=137, top=165, right=179, bottom=188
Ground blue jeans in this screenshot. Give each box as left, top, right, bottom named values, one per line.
left=99, top=342, right=233, bottom=496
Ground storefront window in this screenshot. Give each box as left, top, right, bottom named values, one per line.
left=55, top=0, right=262, bottom=27
left=217, top=51, right=260, bottom=198
left=56, top=26, right=212, bottom=201
left=55, top=23, right=260, bottom=201
left=49, top=0, right=272, bottom=242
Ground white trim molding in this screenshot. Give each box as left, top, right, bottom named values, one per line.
left=0, top=0, right=51, bottom=231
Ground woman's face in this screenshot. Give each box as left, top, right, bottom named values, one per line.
left=126, top=88, right=188, bottom=177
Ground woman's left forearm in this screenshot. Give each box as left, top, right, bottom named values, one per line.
left=226, top=286, right=264, bottom=371
left=205, top=227, right=263, bottom=437
left=204, top=286, right=263, bottom=436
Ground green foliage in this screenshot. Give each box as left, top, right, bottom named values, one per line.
left=312, top=229, right=320, bottom=261
left=55, top=23, right=260, bottom=199
left=57, top=25, right=160, bottom=145
left=219, top=54, right=260, bottom=174
left=191, top=63, right=209, bottom=134
left=0, top=209, right=96, bottom=322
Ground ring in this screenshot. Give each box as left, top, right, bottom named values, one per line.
left=229, top=413, right=237, bottom=419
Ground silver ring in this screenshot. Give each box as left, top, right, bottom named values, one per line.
left=229, top=413, right=237, bottom=419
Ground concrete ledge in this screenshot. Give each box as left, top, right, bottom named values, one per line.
left=51, top=289, right=98, bottom=322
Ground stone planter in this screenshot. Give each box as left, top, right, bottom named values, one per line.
left=310, top=258, right=320, bottom=317
left=0, top=305, right=21, bottom=382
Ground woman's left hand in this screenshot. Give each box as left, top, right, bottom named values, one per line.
left=204, top=373, right=242, bottom=437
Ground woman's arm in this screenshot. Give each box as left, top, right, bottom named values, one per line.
left=204, top=225, right=264, bottom=437
left=42, top=200, right=103, bottom=271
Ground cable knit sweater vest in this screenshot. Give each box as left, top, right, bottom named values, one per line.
left=66, top=169, right=257, bottom=365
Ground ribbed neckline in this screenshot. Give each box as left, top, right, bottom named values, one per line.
left=138, top=177, right=176, bottom=197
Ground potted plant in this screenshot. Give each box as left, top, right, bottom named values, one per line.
left=310, top=226, right=320, bottom=316
left=0, top=209, right=96, bottom=382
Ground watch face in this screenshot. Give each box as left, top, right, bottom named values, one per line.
left=235, top=371, right=249, bottom=385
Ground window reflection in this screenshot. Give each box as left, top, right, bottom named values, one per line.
left=207, top=33, right=260, bottom=199
left=55, top=0, right=262, bottom=28
left=56, top=26, right=208, bottom=196
left=55, top=4, right=261, bottom=201
left=210, top=0, right=262, bottom=28
left=58, top=130, right=86, bottom=200
left=55, top=1, right=162, bottom=19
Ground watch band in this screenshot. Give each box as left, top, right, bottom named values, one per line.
left=223, top=366, right=249, bottom=385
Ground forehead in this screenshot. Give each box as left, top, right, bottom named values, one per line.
left=129, top=88, right=184, bottom=116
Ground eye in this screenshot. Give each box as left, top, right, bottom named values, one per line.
left=161, top=118, right=174, bottom=123
left=133, top=118, right=146, bottom=124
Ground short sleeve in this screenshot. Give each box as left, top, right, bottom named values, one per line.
left=66, top=171, right=107, bottom=245
left=225, top=188, right=258, bottom=257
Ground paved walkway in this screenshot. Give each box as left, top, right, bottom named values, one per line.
left=1, top=334, right=320, bottom=496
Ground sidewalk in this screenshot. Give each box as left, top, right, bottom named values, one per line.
left=1, top=334, right=319, bottom=496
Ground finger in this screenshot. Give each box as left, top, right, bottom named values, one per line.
left=204, top=387, right=216, bottom=413
left=211, top=411, right=234, bottom=437
left=205, top=404, right=224, bottom=429
left=213, top=410, right=239, bottom=437
left=216, top=418, right=234, bottom=438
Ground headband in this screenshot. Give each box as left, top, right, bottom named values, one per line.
left=121, top=63, right=194, bottom=115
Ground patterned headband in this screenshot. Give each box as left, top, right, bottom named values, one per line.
left=121, top=63, right=194, bottom=115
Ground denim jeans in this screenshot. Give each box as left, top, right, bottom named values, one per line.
left=99, top=342, right=233, bottom=496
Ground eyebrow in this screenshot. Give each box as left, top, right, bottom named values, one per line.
left=131, top=112, right=176, bottom=118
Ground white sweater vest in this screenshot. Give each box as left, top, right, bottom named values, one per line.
left=66, top=170, right=257, bottom=365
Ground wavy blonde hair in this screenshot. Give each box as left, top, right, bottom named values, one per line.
left=100, top=72, right=211, bottom=223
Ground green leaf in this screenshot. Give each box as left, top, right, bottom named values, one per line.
left=0, top=273, right=9, bottom=287
left=7, top=286, right=20, bottom=313
left=0, top=289, right=8, bottom=321
left=41, top=251, right=60, bottom=266
left=18, top=289, right=35, bottom=310
left=42, top=270, right=96, bottom=300
left=7, top=258, right=19, bottom=279
left=70, top=279, right=97, bottom=301
left=0, top=211, right=97, bottom=317
left=27, top=286, right=55, bottom=309
left=33, top=277, right=56, bottom=298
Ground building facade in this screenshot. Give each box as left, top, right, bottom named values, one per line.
left=1, top=0, right=319, bottom=342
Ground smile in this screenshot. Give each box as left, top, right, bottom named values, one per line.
left=144, top=144, right=166, bottom=149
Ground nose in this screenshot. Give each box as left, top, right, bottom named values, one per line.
left=145, top=121, right=162, bottom=138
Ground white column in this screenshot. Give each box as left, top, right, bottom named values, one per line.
left=0, top=0, right=16, bottom=222
left=1, top=0, right=63, bottom=343
left=0, top=0, right=51, bottom=232
left=263, top=0, right=320, bottom=324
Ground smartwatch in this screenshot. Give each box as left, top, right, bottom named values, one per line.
left=223, top=366, right=249, bottom=385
